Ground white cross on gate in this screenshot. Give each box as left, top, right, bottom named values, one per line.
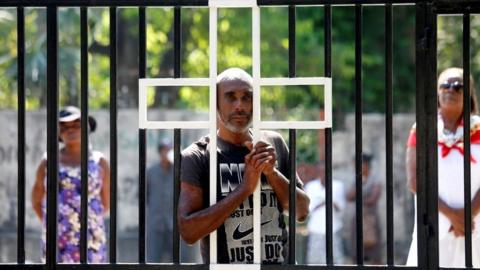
left=139, top=1, right=332, bottom=269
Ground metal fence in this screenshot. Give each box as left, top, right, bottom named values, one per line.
left=2, top=0, right=480, bottom=270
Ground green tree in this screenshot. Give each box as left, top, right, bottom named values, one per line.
left=0, top=5, right=428, bottom=163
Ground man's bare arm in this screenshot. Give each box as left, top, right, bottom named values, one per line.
left=364, top=183, right=382, bottom=206
left=406, top=146, right=417, bottom=194
left=178, top=181, right=252, bottom=244
left=32, top=160, right=46, bottom=220
left=473, top=190, right=480, bottom=218
left=264, top=169, right=310, bottom=222
left=99, top=157, right=111, bottom=213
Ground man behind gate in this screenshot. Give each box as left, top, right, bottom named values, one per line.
left=178, top=67, right=310, bottom=264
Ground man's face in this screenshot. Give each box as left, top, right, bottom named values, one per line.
left=159, top=147, right=170, bottom=161
left=217, top=80, right=253, bottom=133
left=362, top=161, right=370, bottom=183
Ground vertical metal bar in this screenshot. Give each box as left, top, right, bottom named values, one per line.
left=414, top=5, right=427, bottom=269
left=414, top=6, right=427, bottom=269
left=323, top=4, right=334, bottom=266
left=462, top=11, right=472, bottom=268
left=80, top=6, right=89, bottom=264
left=208, top=6, right=218, bottom=264
left=288, top=5, right=295, bottom=78
left=415, top=3, right=438, bottom=270
left=46, top=6, right=59, bottom=268
left=288, top=129, right=296, bottom=264
left=385, top=3, right=394, bottom=266
left=138, top=6, right=147, bottom=265
left=174, top=7, right=181, bottom=79
left=139, top=128, right=146, bottom=264
left=424, top=6, right=438, bottom=270
left=109, top=6, right=118, bottom=263
left=139, top=6, right=146, bottom=79
left=287, top=3, right=296, bottom=265
left=173, top=129, right=181, bottom=264
left=354, top=3, right=364, bottom=266
left=324, top=5, right=331, bottom=79
left=172, top=6, right=181, bottom=264
left=251, top=5, right=262, bottom=264
left=16, top=6, right=26, bottom=265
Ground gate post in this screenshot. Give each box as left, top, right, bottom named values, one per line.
left=415, top=2, right=439, bottom=270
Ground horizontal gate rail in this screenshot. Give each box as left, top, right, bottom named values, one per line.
left=0, top=0, right=422, bottom=7
left=0, top=265, right=422, bottom=270
left=0, top=0, right=479, bottom=8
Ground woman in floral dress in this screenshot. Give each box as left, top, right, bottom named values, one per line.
left=31, top=106, right=110, bottom=263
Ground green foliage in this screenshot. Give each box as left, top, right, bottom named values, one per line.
left=437, top=15, right=480, bottom=93
left=0, top=6, right=419, bottom=112
left=0, top=8, right=47, bottom=109
left=0, top=6, right=441, bottom=163
left=0, top=9, right=18, bottom=108
left=88, top=8, right=111, bottom=109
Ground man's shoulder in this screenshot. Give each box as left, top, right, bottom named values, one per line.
left=182, top=135, right=210, bottom=157
left=260, top=130, right=284, bottom=140
left=332, top=179, right=345, bottom=191
left=304, top=179, right=344, bottom=189
left=180, top=135, right=210, bottom=187
left=147, top=163, right=160, bottom=173
left=304, top=179, right=321, bottom=191
left=260, top=130, right=286, bottom=149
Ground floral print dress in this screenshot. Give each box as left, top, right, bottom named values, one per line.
left=41, top=151, right=107, bottom=263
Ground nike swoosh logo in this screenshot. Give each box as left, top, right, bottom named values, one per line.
left=232, top=220, right=272, bottom=240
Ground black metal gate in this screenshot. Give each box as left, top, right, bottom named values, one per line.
left=2, top=0, right=480, bottom=269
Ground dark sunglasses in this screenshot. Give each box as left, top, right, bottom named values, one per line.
left=439, top=81, right=463, bottom=91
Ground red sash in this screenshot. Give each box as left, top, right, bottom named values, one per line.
left=407, top=125, right=480, bottom=163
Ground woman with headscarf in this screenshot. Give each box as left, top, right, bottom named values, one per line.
left=31, top=106, right=110, bottom=263
left=406, top=68, right=480, bottom=267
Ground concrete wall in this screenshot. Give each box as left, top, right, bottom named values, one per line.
left=0, top=110, right=416, bottom=264
left=0, top=109, right=206, bottom=263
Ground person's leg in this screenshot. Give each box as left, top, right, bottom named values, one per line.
left=333, top=231, right=345, bottom=264
left=159, top=231, right=174, bottom=263
left=147, top=229, right=162, bottom=263
left=180, top=239, right=201, bottom=263
left=307, top=233, right=326, bottom=264
left=473, top=233, right=480, bottom=267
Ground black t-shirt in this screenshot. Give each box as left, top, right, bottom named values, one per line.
left=181, top=130, right=302, bottom=264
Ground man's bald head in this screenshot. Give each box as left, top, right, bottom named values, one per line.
left=217, top=68, right=253, bottom=91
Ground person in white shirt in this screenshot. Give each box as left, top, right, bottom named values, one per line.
left=304, top=163, right=346, bottom=264
left=406, top=68, right=480, bottom=267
